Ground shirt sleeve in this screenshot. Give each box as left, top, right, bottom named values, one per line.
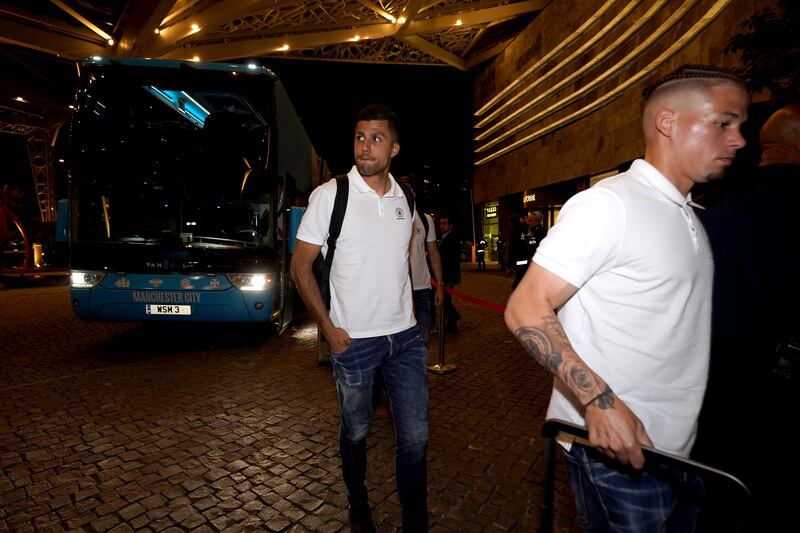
left=424, top=214, right=436, bottom=243
left=533, top=186, right=625, bottom=289
left=295, top=181, right=336, bottom=246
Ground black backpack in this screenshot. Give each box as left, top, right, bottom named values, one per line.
left=312, top=177, right=414, bottom=309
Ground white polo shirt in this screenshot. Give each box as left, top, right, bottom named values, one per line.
left=296, top=166, right=416, bottom=338
left=410, top=213, right=436, bottom=291
left=533, top=159, right=712, bottom=457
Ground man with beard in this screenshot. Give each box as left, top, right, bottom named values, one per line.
left=291, top=105, right=428, bottom=532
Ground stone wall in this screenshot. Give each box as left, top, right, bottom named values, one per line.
left=472, top=0, right=776, bottom=203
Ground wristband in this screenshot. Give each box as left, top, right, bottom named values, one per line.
left=583, top=389, right=612, bottom=408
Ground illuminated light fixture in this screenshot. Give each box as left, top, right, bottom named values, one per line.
left=278, top=44, right=289, bottom=51
left=192, top=56, right=200, bottom=62
left=180, top=91, right=209, bottom=115
left=475, top=0, right=651, bottom=132
left=388, top=15, right=396, bottom=23
left=71, top=271, right=105, bottom=289
left=474, top=0, right=733, bottom=166
left=68, top=104, right=74, bottom=109
left=455, top=19, right=462, bottom=26
left=475, top=0, right=697, bottom=152
left=352, top=35, right=361, bottom=41
left=154, top=28, right=160, bottom=34
left=15, top=96, right=25, bottom=102
left=247, top=63, right=258, bottom=69
left=191, top=23, right=200, bottom=32
left=474, top=0, right=619, bottom=117
left=226, top=273, right=272, bottom=291
left=58, top=158, right=65, bottom=163
left=107, top=38, right=114, bottom=45
left=397, top=16, right=407, bottom=24
left=92, top=56, right=102, bottom=61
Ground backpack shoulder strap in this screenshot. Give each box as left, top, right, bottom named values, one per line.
left=324, top=176, right=349, bottom=267
left=399, top=182, right=415, bottom=219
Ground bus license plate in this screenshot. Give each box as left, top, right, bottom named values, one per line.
left=146, top=304, right=191, bottom=316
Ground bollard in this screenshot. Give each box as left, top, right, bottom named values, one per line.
left=428, top=303, right=456, bottom=374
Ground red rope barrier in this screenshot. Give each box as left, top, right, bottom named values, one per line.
left=431, top=279, right=506, bottom=315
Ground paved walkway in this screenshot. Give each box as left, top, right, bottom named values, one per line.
left=0, top=268, right=579, bottom=532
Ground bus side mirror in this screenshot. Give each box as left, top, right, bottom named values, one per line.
left=288, top=206, right=305, bottom=253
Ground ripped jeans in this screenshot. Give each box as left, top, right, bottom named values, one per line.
left=331, top=326, right=429, bottom=531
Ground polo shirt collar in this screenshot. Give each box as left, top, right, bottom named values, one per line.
left=347, top=165, right=404, bottom=199
left=632, top=159, right=695, bottom=207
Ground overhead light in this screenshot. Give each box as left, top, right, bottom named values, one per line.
left=455, top=19, right=462, bottom=26
left=352, top=35, right=361, bottom=41
left=397, top=16, right=407, bottom=24
left=15, top=96, right=25, bottom=102
left=279, top=44, right=289, bottom=51
left=389, top=16, right=396, bottom=23
left=154, top=28, right=160, bottom=34
left=68, top=104, right=75, bottom=109
left=247, top=63, right=258, bottom=69
left=192, top=56, right=200, bottom=62
left=107, top=38, right=114, bottom=45
left=191, top=23, right=200, bottom=32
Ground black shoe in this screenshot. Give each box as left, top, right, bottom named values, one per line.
left=348, top=502, right=376, bottom=533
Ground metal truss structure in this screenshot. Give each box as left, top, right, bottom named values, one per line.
left=0, top=0, right=548, bottom=222
left=0, top=0, right=547, bottom=69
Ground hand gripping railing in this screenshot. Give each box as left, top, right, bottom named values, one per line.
left=539, top=419, right=751, bottom=533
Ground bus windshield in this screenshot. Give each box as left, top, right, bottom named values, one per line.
left=68, top=61, right=279, bottom=273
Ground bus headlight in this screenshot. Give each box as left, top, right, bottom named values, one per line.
left=227, top=273, right=272, bottom=291
left=71, top=271, right=106, bottom=288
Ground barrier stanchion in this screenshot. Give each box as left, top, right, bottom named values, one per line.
left=428, top=303, right=456, bottom=374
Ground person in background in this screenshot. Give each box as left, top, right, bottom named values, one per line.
left=504, top=65, right=748, bottom=531
left=291, top=104, right=429, bottom=532
left=476, top=236, right=487, bottom=271
left=399, top=176, right=445, bottom=345
left=437, top=215, right=461, bottom=332
left=696, top=102, right=800, bottom=531
left=496, top=234, right=506, bottom=271
left=508, top=214, right=529, bottom=289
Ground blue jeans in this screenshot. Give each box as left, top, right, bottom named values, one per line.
left=565, top=444, right=701, bottom=533
left=413, top=288, right=433, bottom=345
left=331, top=326, right=429, bottom=531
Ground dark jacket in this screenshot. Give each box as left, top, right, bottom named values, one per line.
left=438, top=231, right=461, bottom=285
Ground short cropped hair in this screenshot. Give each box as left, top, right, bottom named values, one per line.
left=357, top=104, right=400, bottom=142
left=642, top=64, right=746, bottom=101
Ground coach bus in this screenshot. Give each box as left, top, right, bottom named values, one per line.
left=65, top=57, right=319, bottom=332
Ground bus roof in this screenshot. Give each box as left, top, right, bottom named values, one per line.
left=82, top=57, right=277, bottom=79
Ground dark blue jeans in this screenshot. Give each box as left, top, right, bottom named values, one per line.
left=413, top=288, right=433, bottom=345
left=331, top=326, right=429, bottom=531
left=565, top=444, right=701, bottom=533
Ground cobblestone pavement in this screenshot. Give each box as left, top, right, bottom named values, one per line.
left=0, top=269, right=579, bottom=532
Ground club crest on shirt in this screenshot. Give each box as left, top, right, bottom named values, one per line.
left=395, top=207, right=405, bottom=220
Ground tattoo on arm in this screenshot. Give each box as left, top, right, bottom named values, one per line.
left=543, top=315, right=567, bottom=339
left=514, top=318, right=613, bottom=408
left=513, top=326, right=562, bottom=373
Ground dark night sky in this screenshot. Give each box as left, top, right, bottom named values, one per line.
left=258, top=58, right=477, bottom=188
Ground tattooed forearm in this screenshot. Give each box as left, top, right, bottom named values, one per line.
left=569, top=366, right=598, bottom=397
left=515, top=319, right=612, bottom=408
left=583, top=384, right=615, bottom=410
left=513, top=326, right=562, bottom=373
left=542, top=315, right=568, bottom=339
